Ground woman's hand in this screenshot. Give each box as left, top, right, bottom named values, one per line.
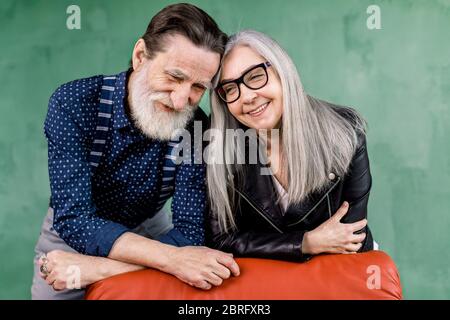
left=302, top=201, right=367, bottom=255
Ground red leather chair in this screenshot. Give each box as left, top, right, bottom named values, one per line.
left=86, top=250, right=402, bottom=300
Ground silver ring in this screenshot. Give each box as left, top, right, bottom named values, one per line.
left=40, top=255, right=50, bottom=276
left=40, top=263, right=49, bottom=276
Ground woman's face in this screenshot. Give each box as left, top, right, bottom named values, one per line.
left=220, top=45, right=283, bottom=131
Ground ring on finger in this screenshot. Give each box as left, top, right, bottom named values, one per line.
left=40, top=257, right=50, bottom=277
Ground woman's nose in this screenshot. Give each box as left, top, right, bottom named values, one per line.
left=240, top=85, right=257, bottom=104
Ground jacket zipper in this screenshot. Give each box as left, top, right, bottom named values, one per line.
left=234, top=188, right=284, bottom=234
left=287, top=177, right=341, bottom=227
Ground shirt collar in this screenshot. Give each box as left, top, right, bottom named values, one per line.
left=112, top=69, right=133, bottom=130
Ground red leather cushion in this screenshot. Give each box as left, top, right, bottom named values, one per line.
left=86, top=250, right=402, bottom=300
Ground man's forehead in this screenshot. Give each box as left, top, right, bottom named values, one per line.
left=161, top=35, right=220, bottom=79
left=165, top=56, right=219, bottom=84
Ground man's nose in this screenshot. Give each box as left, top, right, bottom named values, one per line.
left=170, top=85, right=191, bottom=110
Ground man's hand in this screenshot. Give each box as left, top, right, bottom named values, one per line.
left=302, top=201, right=367, bottom=255
left=38, top=250, right=144, bottom=291
left=163, top=246, right=240, bottom=290
left=108, top=232, right=240, bottom=291
left=38, top=250, right=103, bottom=291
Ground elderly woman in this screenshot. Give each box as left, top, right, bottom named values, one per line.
left=206, top=30, right=376, bottom=261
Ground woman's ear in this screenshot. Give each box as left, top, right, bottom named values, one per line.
left=131, top=39, right=148, bottom=71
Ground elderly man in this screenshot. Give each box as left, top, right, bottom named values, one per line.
left=31, top=3, right=239, bottom=300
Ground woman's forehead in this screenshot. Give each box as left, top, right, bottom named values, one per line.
left=221, top=45, right=265, bottom=80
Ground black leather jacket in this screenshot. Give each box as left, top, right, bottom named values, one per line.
left=206, top=112, right=374, bottom=262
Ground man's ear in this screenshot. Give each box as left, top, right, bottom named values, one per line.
left=131, top=39, right=148, bottom=71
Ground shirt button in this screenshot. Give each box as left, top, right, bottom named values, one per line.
left=328, top=172, right=336, bottom=180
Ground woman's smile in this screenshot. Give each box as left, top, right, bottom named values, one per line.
left=247, top=101, right=270, bottom=117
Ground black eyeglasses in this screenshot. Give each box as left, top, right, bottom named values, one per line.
left=216, top=62, right=272, bottom=103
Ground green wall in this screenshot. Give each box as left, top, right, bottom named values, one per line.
left=1, top=0, right=449, bottom=299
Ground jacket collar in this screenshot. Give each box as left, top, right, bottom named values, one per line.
left=234, top=160, right=286, bottom=227
left=233, top=143, right=342, bottom=228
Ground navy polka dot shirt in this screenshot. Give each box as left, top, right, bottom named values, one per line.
left=44, top=71, right=207, bottom=257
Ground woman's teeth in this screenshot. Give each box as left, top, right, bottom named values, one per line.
left=248, top=102, right=269, bottom=116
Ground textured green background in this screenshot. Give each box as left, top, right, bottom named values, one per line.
left=1, top=0, right=449, bottom=299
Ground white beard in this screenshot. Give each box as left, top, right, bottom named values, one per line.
left=128, top=63, right=196, bottom=141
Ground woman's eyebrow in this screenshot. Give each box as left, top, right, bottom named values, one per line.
left=221, top=62, right=263, bottom=83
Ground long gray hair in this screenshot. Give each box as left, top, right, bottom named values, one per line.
left=207, top=30, right=366, bottom=233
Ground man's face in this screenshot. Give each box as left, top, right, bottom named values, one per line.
left=128, top=34, right=220, bottom=141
